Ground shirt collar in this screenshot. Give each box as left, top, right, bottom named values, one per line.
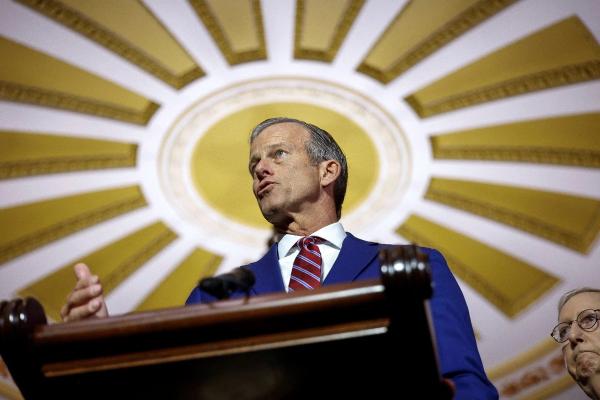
left=277, top=221, right=346, bottom=259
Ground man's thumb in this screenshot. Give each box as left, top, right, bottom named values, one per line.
left=74, top=263, right=91, bottom=280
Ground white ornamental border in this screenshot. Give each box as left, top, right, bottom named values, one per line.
left=158, top=77, right=411, bottom=252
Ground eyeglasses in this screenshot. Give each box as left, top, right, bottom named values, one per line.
left=551, top=309, right=600, bottom=343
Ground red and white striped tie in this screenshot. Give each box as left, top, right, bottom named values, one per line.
left=289, top=237, right=322, bottom=291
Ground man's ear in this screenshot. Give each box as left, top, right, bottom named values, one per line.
left=319, top=160, right=341, bottom=188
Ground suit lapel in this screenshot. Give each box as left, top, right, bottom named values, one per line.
left=249, top=244, right=286, bottom=295
left=323, top=233, right=379, bottom=285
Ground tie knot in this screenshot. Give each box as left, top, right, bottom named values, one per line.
left=298, top=236, right=321, bottom=247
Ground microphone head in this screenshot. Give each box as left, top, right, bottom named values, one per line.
left=198, top=267, right=256, bottom=300
left=198, top=277, right=228, bottom=300
left=234, top=267, right=256, bottom=288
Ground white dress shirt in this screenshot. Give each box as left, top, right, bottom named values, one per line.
left=277, top=222, right=347, bottom=291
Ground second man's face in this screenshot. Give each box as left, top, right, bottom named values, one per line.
left=559, top=292, right=600, bottom=386
left=249, top=123, right=322, bottom=223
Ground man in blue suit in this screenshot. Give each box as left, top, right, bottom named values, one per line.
left=187, top=117, right=498, bottom=399
left=62, top=117, right=497, bottom=399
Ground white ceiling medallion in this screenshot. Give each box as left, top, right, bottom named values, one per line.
left=157, top=77, right=411, bottom=253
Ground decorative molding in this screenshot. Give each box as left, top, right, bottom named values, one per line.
left=406, top=60, right=600, bottom=118
left=135, top=251, right=222, bottom=311
left=201, top=254, right=222, bottom=278
left=357, top=0, right=518, bottom=83
left=0, top=193, right=147, bottom=266
left=397, top=224, right=521, bottom=317
left=0, top=81, right=159, bottom=126
left=0, top=148, right=137, bottom=180
left=397, top=216, right=559, bottom=318
left=425, top=186, right=600, bottom=254
left=488, top=338, right=557, bottom=380
left=518, top=374, right=574, bottom=400
left=189, top=0, right=266, bottom=65
left=499, top=353, right=569, bottom=398
left=430, top=142, right=600, bottom=167
left=102, top=229, right=177, bottom=292
left=294, top=0, right=364, bottom=62
left=159, top=77, right=409, bottom=248
left=16, top=0, right=203, bottom=89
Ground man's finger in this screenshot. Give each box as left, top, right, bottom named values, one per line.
left=66, top=284, right=103, bottom=308
left=62, top=299, right=102, bottom=322
left=93, top=296, right=109, bottom=318
left=73, top=274, right=99, bottom=290
left=74, top=263, right=92, bottom=280
left=60, top=304, right=69, bottom=320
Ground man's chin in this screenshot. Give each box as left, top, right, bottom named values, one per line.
left=575, top=353, right=600, bottom=378
left=259, top=203, right=278, bottom=221
left=259, top=206, right=289, bottom=226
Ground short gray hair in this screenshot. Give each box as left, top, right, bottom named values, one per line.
left=557, top=287, right=600, bottom=314
left=250, top=117, right=348, bottom=219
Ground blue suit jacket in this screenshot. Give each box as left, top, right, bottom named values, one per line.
left=187, top=233, right=498, bottom=399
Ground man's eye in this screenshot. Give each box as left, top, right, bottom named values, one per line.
left=580, top=314, right=596, bottom=326
left=274, top=149, right=286, bottom=158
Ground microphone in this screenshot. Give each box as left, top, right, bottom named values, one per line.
left=198, top=267, right=256, bottom=300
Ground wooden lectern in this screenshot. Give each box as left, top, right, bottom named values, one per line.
left=1, top=246, right=452, bottom=399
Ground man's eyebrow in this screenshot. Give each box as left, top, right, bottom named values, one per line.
left=248, top=142, right=290, bottom=171
left=264, top=142, right=287, bottom=151
left=250, top=143, right=288, bottom=159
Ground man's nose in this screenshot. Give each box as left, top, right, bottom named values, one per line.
left=255, top=159, right=272, bottom=178
left=567, top=321, right=585, bottom=344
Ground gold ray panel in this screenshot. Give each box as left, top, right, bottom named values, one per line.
left=0, top=37, right=158, bottom=125
left=189, top=0, right=266, bottom=65
left=405, top=16, right=600, bottom=118
left=135, top=248, right=222, bottom=312
left=16, top=0, right=203, bottom=89
left=19, top=221, right=177, bottom=321
left=0, top=131, right=137, bottom=179
left=0, top=186, right=147, bottom=265
left=397, top=214, right=559, bottom=317
left=357, top=0, right=518, bottom=83
left=425, top=177, right=600, bottom=253
left=188, top=0, right=267, bottom=65
left=430, top=113, right=600, bottom=167
left=294, top=0, right=364, bottom=62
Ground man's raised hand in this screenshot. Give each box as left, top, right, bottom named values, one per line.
left=60, top=263, right=108, bottom=322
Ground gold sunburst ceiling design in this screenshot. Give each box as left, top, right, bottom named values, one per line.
left=1, top=1, right=599, bottom=399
